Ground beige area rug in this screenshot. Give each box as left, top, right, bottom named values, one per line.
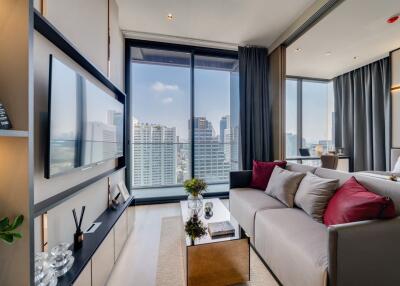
left=156, top=216, right=279, bottom=286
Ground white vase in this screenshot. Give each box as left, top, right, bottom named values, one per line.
left=187, top=194, right=203, bottom=216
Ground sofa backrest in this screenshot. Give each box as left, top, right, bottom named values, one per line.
left=286, top=162, right=317, bottom=174
left=314, top=167, right=352, bottom=186
left=355, top=174, right=400, bottom=216
left=315, top=166, right=400, bottom=216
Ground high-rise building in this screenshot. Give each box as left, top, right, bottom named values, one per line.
left=190, top=117, right=230, bottom=182
left=219, top=116, right=229, bottom=143
left=230, top=71, right=240, bottom=170
left=132, top=119, right=177, bottom=187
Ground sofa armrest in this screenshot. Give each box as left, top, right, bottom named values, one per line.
left=328, top=217, right=400, bottom=286
left=229, top=170, right=252, bottom=189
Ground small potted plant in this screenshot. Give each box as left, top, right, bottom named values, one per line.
left=185, top=214, right=207, bottom=245
left=184, top=178, right=207, bottom=213
left=0, top=214, right=24, bottom=245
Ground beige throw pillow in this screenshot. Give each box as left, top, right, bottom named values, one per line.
left=265, top=166, right=306, bottom=207
left=294, top=172, right=339, bottom=223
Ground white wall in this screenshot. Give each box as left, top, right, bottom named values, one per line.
left=392, top=49, right=400, bottom=148
left=33, top=0, right=125, bottom=251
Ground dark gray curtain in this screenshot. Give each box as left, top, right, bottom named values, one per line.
left=239, top=46, right=271, bottom=170
left=334, top=57, right=391, bottom=171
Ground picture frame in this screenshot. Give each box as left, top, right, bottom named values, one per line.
left=117, top=182, right=130, bottom=202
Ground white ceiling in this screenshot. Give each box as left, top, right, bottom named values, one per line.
left=287, top=0, right=400, bottom=79
left=116, top=0, right=315, bottom=49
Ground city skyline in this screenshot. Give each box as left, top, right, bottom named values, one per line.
left=132, top=115, right=238, bottom=187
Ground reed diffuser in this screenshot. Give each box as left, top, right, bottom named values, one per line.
left=72, top=206, right=85, bottom=250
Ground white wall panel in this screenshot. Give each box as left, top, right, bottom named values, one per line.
left=392, top=49, right=400, bottom=88
left=45, top=0, right=109, bottom=75
left=392, top=90, right=400, bottom=147
left=110, top=0, right=125, bottom=90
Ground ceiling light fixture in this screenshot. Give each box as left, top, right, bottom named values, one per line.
left=167, top=13, right=173, bottom=20
left=353, top=56, right=358, bottom=60
left=325, top=52, right=332, bottom=56
left=295, top=48, right=302, bottom=52
left=387, top=15, right=399, bottom=24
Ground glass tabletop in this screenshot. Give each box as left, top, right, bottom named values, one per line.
left=180, top=198, right=242, bottom=246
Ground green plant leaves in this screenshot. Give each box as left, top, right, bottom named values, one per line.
left=0, top=215, right=24, bottom=245
left=183, top=178, right=208, bottom=196
left=0, top=217, right=10, bottom=231
left=11, top=215, right=24, bottom=230
left=0, top=233, right=14, bottom=244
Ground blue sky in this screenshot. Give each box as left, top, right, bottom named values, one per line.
left=286, top=79, right=334, bottom=143
left=131, top=63, right=232, bottom=141
left=131, top=61, right=333, bottom=144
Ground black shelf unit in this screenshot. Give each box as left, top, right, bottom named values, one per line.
left=33, top=166, right=126, bottom=217
left=32, top=8, right=130, bottom=285
left=57, top=195, right=134, bottom=286
left=33, top=9, right=128, bottom=218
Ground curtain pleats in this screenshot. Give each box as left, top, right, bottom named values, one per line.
left=334, top=57, right=391, bottom=171
left=239, top=46, right=270, bottom=170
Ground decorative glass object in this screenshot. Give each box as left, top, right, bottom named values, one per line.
left=204, top=201, right=214, bottom=219
left=188, top=194, right=203, bottom=216
left=48, top=243, right=74, bottom=277
left=34, top=252, right=57, bottom=286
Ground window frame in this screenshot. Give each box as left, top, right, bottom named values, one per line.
left=285, top=76, right=333, bottom=158
left=125, top=39, right=238, bottom=203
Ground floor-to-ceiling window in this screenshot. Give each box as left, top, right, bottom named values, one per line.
left=285, top=77, right=334, bottom=160
left=127, top=41, right=239, bottom=200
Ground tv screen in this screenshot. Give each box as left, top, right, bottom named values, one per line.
left=46, top=55, right=124, bottom=178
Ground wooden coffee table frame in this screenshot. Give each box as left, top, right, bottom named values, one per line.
left=180, top=199, right=250, bottom=286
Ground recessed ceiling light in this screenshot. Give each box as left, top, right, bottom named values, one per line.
left=353, top=56, right=358, bottom=60
left=167, top=13, right=173, bottom=20
left=325, top=52, right=332, bottom=56
left=295, top=48, right=302, bottom=52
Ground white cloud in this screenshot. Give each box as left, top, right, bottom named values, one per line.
left=152, top=81, right=179, bottom=92
left=162, top=97, right=173, bottom=104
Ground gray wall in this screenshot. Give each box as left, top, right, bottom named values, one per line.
left=33, top=0, right=125, bottom=251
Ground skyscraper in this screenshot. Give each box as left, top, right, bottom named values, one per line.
left=219, top=116, right=229, bottom=143
left=132, top=119, right=177, bottom=187
left=190, top=117, right=230, bottom=182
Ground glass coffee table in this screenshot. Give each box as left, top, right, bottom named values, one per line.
left=180, top=198, right=250, bottom=286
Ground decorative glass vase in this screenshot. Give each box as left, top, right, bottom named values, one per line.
left=187, top=194, right=203, bottom=216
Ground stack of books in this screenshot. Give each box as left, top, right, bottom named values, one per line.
left=208, top=221, right=235, bottom=238
left=0, top=103, right=11, bottom=129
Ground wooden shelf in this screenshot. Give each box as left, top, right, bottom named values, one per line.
left=33, top=166, right=126, bottom=217
left=0, top=130, right=29, bottom=137
left=57, top=195, right=134, bottom=286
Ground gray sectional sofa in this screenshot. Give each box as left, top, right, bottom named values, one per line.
left=229, top=162, right=400, bottom=286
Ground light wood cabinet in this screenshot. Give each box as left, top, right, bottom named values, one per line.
left=73, top=261, right=91, bottom=286
left=114, top=209, right=128, bottom=261
left=127, top=206, right=135, bottom=234
left=92, top=231, right=115, bottom=286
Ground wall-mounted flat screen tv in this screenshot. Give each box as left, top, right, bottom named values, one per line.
left=45, top=55, right=124, bottom=178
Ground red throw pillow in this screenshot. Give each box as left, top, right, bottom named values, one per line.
left=323, top=177, right=396, bottom=226
left=250, top=160, right=287, bottom=190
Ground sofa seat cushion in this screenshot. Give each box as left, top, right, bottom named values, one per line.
left=255, top=208, right=328, bottom=286
left=230, top=188, right=287, bottom=239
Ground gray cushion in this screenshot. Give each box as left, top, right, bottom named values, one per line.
left=265, top=166, right=305, bottom=207
left=255, top=208, right=328, bottom=286
left=229, top=188, right=286, bottom=240
left=294, top=172, right=339, bottom=223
